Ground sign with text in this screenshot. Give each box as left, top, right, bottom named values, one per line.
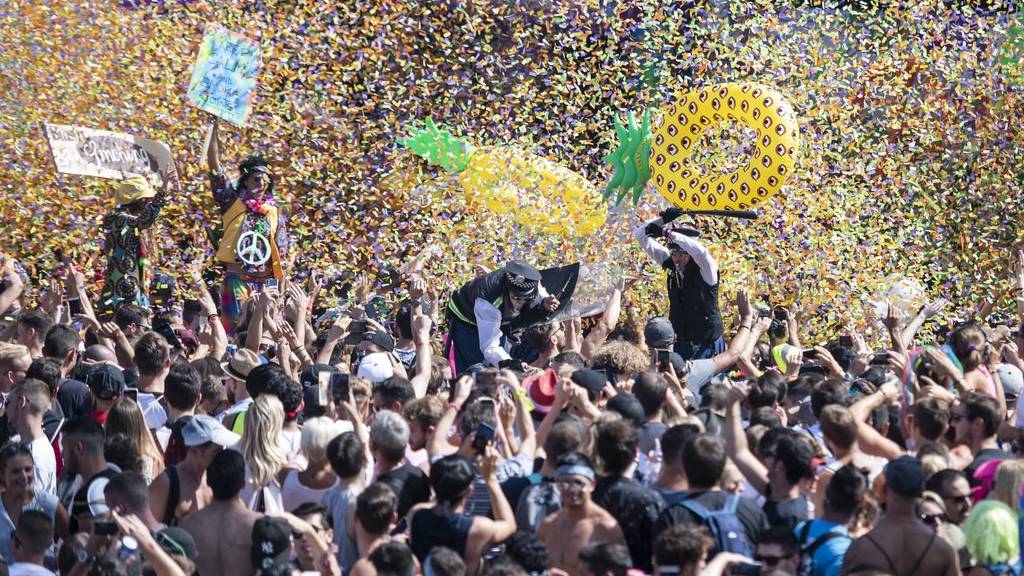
left=186, top=23, right=262, bottom=125
left=44, top=123, right=174, bottom=182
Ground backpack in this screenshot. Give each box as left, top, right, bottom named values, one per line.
left=797, top=520, right=849, bottom=576
left=514, top=476, right=562, bottom=534
left=678, top=495, right=754, bottom=559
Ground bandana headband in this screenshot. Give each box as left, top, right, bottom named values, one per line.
left=556, top=465, right=595, bottom=481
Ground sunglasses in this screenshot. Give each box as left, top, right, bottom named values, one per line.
left=754, top=554, right=789, bottom=567
left=920, top=512, right=947, bottom=526
left=156, top=531, right=188, bottom=558
left=556, top=478, right=591, bottom=490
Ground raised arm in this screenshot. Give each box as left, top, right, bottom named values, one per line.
left=203, top=118, right=221, bottom=174
left=663, top=230, right=718, bottom=286
left=710, top=290, right=755, bottom=372
left=473, top=297, right=511, bottom=366
left=409, top=311, right=433, bottom=398
left=428, top=375, right=471, bottom=458
left=633, top=216, right=672, bottom=266
left=0, top=257, right=24, bottom=317
left=723, top=383, right=769, bottom=493
left=581, top=275, right=626, bottom=359
left=902, top=298, right=948, bottom=347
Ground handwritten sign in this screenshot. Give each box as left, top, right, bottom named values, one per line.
left=44, top=123, right=174, bottom=182
left=186, top=24, right=262, bottom=126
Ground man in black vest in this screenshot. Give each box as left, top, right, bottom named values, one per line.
left=635, top=207, right=723, bottom=360
left=446, top=260, right=560, bottom=375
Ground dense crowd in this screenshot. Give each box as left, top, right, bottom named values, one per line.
left=2, top=142, right=1023, bottom=576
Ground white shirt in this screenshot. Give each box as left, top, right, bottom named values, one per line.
left=217, top=397, right=253, bottom=422
left=9, top=563, right=56, bottom=576
left=634, top=217, right=719, bottom=285
left=11, top=434, right=56, bottom=496
left=474, top=283, right=551, bottom=366
left=27, top=436, right=55, bottom=496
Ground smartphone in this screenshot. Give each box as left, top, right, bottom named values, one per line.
left=317, top=372, right=330, bottom=406
left=153, top=319, right=182, bottom=350
left=656, top=349, right=672, bottom=371
left=331, top=373, right=350, bottom=403
left=472, top=422, right=495, bottom=454
left=839, top=335, right=854, bottom=348
left=773, top=308, right=787, bottom=321
left=343, top=320, right=370, bottom=346
left=93, top=521, right=118, bottom=535
left=473, top=370, right=498, bottom=390
left=802, top=348, right=819, bottom=360
left=265, top=278, right=279, bottom=288
left=124, top=388, right=139, bottom=402
left=68, top=298, right=83, bottom=315
left=871, top=352, right=890, bottom=366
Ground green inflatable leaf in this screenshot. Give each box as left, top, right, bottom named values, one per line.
left=400, top=118, right=474, bottom=173
left=603, top=109, right=653, bottom=205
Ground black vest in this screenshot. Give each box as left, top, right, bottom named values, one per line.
left=664, top=258, right=723, bottom=342
left=448, top=270, right=537, bottom=331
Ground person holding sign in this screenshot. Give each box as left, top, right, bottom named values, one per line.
left=445, top=260, right=563, bottom=374
left=634, top=207, right=723, bottom=360
left=203, top=118, right=289, bottom=332
left=99, top=175, right=169, bottom=313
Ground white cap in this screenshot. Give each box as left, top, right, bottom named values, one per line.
left=357, top=352, right=394, bottom=384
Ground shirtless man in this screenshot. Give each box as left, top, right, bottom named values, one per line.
left=841, top=456, right=958, bottom=576
left=149, top=415, right=238, bottom=525
left=180, top=449, right=260, bottom=576
left=348, top=483, right=399, bottom=576
left=539, top=453, right=625, bottom=575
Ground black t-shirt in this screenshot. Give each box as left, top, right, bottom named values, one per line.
left=763, top=494, right=811, bottom=529
left=966, top=447, right=1012, bottom=486
left=593, top=476, right=666, bottom=573
left=656, top=490, right=769, bottom=547
left=378, top=463, right=432, bottom=518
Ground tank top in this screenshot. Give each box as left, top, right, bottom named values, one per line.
left=280, top=469, right=337, bottom=512
left=410, top=508, right=474, bottom=562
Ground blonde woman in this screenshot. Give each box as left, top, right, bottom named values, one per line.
left=105, top=398, right=165, bottom=483
left=992, top=460, right=1024, bottom=514
left=236, top=395, right=288, bottom=513
left=279, top=417, right=348, bottom=511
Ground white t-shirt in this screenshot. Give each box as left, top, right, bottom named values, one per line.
left=9, top=563, right=56, bottom=576
left=11, top=435, right=56, bottom=496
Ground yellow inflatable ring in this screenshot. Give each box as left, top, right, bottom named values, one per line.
left=649, top=83, right=799, bottom=211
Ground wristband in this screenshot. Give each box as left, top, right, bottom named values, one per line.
left=448, top=402, right=462, bottom=412
left=208, top=314, right=220, bottom=322
left=739, top=325, right=751, bottom=330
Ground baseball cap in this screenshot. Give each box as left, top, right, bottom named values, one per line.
left=86, top=364, right=126, bottom=401
left=251, top=517, right=293, bottom=573
left=357, top=352, right=394, bottom=384
left=884, top=455, right=926, bottom=498
left=644, top=317, right=675, bottom=347
left=997, top=363, right=1024, bottom=399
left=299, top=363, right=338, bottom=390
left=362, top=330, right=396, bottom=353
left=181, top=415, right=239, bottom=448
left=156, top=527, right=198, bottom=561
left=571, top=369, right=608, bottom=400
left=607, top=393, right=644, bottom=427
left=221, top=348, right=265, bottom=381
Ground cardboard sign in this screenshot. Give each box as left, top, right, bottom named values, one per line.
left=44, top=123, right=174, bottom=182
left=186, top=23, right=262, bottom=126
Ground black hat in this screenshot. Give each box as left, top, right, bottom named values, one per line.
left=362, top=330, right=396, bottom=353
left=884, top=455, right=926, bottom=498
left=299, top=363, right=338, bottom=390
left=251, top=517, right=293, bottom=573
left=302, top=385, right=328, bottom=419
left=644, top=317, right=675, bottom=347
left=86, top=364, right=126, bottom=401
left=504, top=260, right=542, bottom=298
left=156, top=527, right=198, bottom=561
left=571, top=369, right=608, bottom=400
left=607, top=393, right=645, bottom=427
